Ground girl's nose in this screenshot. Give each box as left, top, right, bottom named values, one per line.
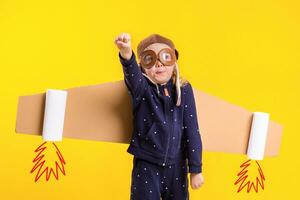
left=155, top=60, right=163, bottom=67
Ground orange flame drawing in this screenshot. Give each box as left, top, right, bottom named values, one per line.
left=234, top=159, right=265, bottom=193
left=30, top=141, right=66, bottom=182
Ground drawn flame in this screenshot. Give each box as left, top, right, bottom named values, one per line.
left=30, top=141, right=66, bottom=182
left=234, top=159, right=265, bottom=193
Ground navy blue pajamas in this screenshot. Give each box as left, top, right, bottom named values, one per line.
left=119, top=50, right=203, bottom=200
left=130, top=157, right=189, bottom=200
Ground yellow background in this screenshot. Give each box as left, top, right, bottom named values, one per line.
left=0, top=0, right=299, bottom=199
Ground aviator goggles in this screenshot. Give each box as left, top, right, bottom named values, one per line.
left=139, top=48, right=177, bottom=69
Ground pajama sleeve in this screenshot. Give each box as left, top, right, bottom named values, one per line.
left=118, top=50, right=149, bottom=101
left=183, top=83, right=203, bottom=173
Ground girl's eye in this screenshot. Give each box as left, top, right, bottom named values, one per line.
left=162, top=53, right=171, bottom=61
left=144, top=55, right=153, bottom=64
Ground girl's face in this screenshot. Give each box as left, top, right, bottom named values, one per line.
left=139, top=43, right=175, bottom=85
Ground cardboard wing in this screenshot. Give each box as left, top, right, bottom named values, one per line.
left=15, top=80, right=283, bottom=156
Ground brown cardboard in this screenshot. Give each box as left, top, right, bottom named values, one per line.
left=15, top=80, right=283, bottom=156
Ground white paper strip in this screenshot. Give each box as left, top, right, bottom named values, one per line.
left=42, top=89, right=68, bottom=141
left=247, top=112, right=270, bottom=160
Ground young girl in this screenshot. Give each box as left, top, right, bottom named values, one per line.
left=114, top=33, right=204, bottom=200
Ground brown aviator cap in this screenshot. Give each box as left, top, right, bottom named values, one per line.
left=137, top=34, right=182, bottom=106
left=137, top=34, right=179, bottom=60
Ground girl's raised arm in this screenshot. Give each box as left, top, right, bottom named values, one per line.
left=114, top=33, right=148, bottom=101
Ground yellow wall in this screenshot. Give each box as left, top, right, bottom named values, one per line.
left=0, top=0, right=299, bottom=199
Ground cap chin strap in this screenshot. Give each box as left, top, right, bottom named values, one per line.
left=142, top=63, right=181, bottom=107
left=142, top=73, right=160, bottom=95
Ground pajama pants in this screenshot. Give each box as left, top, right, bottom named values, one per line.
left=130, top=157, right=189, bottom=200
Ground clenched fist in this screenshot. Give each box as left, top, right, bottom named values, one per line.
left=190, top=173, right=204, bottom=189
left=114, top=33, right=132, bottom=60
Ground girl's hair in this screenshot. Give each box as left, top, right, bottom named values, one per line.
left=171, top=63, right=189, bottom=88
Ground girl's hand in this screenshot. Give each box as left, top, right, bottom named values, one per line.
left=114, top=33, right=132, bottom=60
left=190, top=173, right=204, bottom=189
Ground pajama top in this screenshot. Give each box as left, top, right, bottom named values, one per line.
left=119, top=50, right=203, bottom=173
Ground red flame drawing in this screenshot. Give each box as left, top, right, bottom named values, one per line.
left=234, top=159, right=265, bottom=193
left=30, top=141, right=66, bottom=182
